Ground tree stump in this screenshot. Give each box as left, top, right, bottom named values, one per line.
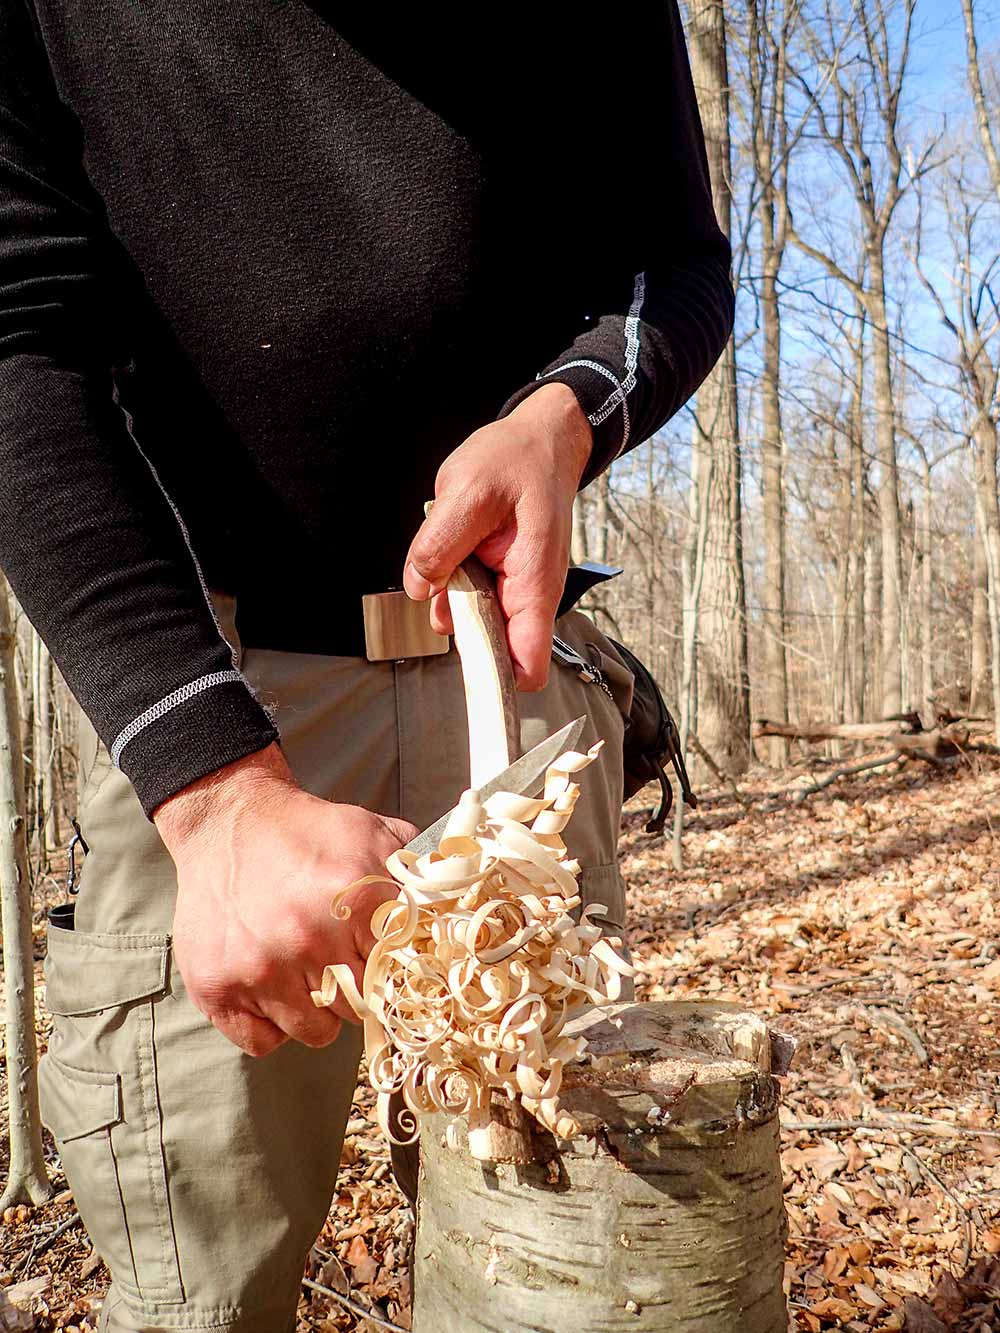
left=412, top=1001, right=791, bottom=1333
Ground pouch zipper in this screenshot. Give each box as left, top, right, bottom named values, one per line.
left=551, top=635, right=614, bottom=700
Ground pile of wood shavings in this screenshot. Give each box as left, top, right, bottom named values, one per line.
left=312, top=739, right=633, bottom=1144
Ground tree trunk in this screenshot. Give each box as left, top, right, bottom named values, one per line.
left=961, top=0, right=1000, bottom=204
left=847, top=330, right=867, bottom=723
left=831, top=463, right=853, bottom=738
left=920, top=460, right=933, bottom=724
left=972, top=416, right=1000, bottom=744
left=412, top=1002, right=789, bottom=1333
left=0, top=583, right=52, bottom=1209
left=759, top=243, right=789, bottom=767
left=971, top=516, right=991, bottom=714
left=673, top=423, right=713, bottom=870
left=32, top=632, right=56, bottom=860
left=686, top=0, right=750, bottom=776
left=868, top=266, right=905, bottom=716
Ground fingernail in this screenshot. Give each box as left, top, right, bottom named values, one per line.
left=405, top=562, right=433, bottom=600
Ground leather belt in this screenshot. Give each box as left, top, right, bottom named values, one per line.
left=361, top=561, right=624, bottom=662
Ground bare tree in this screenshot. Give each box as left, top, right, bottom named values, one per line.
left=741, top=0, right=801, bottom=765
left=31, top=630, right=57, bottom=862
left=686, top=0, right=751, bottom=775
left=0, top=582, right=52, bottom=1208
left=788, top=0, right=934, bottom=716
left=911, top=161, right=1000, bottom=742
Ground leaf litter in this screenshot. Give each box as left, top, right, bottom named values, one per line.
left=1, top=755, right=997, bottom=1329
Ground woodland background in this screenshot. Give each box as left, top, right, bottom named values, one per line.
left=1, top=0, right=1000, bottom=1330
left=578, top=0, right=1000, bottom=785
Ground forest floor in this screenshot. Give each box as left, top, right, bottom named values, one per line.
left=1, top=751, right=998, bottom=1331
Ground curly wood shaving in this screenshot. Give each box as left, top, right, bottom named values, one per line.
left=311, top=740, right=634, bottom=1144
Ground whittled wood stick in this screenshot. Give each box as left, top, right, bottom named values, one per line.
left=446, top=556, right=521, bottom=789
left=446, top=552, right=535, bottom=1164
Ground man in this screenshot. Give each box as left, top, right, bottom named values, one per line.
left=0, top=3, right=734, bottom=1329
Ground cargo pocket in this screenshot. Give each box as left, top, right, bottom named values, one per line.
left=39, top=924, right=183, bottom=1306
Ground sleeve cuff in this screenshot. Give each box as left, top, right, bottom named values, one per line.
left=113, top=673, right=280, bottom=818
left=498, top=363, right=627, bottom=489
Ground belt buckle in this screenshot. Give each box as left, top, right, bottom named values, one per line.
left=362, top=590, right=450, bottom=662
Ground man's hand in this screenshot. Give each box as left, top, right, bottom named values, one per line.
left=154, top=743, right=417, bottom=1057
left=403, top=383, right=592, bottom=690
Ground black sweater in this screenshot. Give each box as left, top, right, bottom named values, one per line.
left=0, top=0, right=734, bottom=816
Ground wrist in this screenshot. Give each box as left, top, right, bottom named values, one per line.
left=510, top=383, right=593, bottom=485
left=153, top=741, right=296, bottom=851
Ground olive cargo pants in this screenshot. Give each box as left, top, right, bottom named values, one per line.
left=38, top=602, right=631, bottom=1332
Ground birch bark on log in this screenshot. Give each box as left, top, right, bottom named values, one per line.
left=412, top=1001, right=788, bottom=1333
left=0, top=583, right=52, bottom=1208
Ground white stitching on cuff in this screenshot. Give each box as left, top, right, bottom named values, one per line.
left=110, top=670, right=245, bottom=768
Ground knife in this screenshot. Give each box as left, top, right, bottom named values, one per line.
left=404, top=714, right=585, bottom=856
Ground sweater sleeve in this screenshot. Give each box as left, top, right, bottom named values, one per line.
left=0, top=0, right=277, bottom=817
left=497, top=0, right=735, bottom=487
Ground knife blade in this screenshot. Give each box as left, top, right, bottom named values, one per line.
left=405, top=715, right=586, bottom=855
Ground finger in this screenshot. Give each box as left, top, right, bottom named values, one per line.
left=210, top=1009, right=288, bottom=1058
left=404, top=489, right=505, bottom=601
left=497, top=563, right=565, bottom=692
left=262, top=997, right=344, bottom=1049
left=346, top=879, right=403, bottom=955
left=429, top=589, right=453, bottom=637
left=507, top=605, right=557, bottom=691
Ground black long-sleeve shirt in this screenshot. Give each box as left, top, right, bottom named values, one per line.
left=0, top=0, right=734, bottom=816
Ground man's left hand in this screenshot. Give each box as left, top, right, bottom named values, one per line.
left=403, top=383, right=592, bottom=690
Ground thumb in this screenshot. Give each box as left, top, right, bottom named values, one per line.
left=377, top=814, right=420, bottom=846
left=403, top=490, right=505, bottom=601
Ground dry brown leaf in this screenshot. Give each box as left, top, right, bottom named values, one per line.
left=809, top=1295, right=858, bottom=1321
left=853, top=1281, right=884, bottom=1308
left=900, top=1296, right=948, bottom=1332
left=345, top=1234, right=378, bottom=1286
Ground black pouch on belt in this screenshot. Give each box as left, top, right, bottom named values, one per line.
left=555, top=564, right=697, bottom=835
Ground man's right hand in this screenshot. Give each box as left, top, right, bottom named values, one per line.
left=153, top=742, right=417, bottom=1057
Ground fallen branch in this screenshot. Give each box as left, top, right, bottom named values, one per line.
left=29, top=1212, right=81, bottom=1259
left=782, top=1115, right=1000, bottom=1140
left=301, top=1276, right=408, bottom=1333
left=754, top=716, right=924, bottom=742
left=791, top=752, right=903, bottom=800
left=900, top=1148, right=975, bottom=1270
left=863, top=1006, right=929, bottom=1066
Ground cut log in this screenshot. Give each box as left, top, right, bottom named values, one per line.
left=753, top=715, right=924, bottom=742
left=412, top=1001, right=790, bottom=1333
left=753, top=717, right=999, bottom=763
